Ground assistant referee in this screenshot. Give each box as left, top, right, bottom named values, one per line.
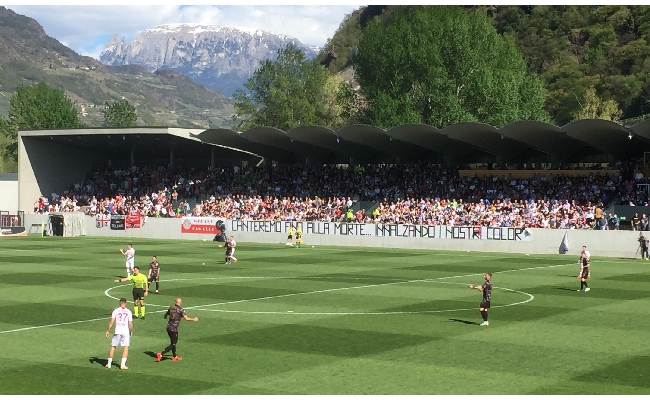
left=115, top=266, right=148, bottom=319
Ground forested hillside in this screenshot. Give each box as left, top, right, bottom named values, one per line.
left=319, top=5, right=650, bottom=126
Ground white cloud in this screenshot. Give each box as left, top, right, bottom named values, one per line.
left=6, top=5, right=362, bottom=59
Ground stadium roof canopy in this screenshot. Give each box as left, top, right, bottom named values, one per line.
left=194, top=119, right=650, bottom=164
left=18, top=119, right=650, bottom=168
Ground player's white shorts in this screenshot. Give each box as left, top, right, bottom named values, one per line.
left=111, top=334, right=130, bottom=347
left=126, top=259, right=134, bottom=269
left=230, top=249, right=235, bottom=257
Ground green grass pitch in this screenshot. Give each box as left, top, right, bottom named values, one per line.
left=0, top=236, right=649, bottom=394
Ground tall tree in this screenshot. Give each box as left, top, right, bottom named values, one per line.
left=103, top=99, right=138, bottom=127
left=0, top=82, right=82, bottom=169
left=0, top=117, right=17, bottom=172
left=573, top=86, right=623, bottom=120
left=233, top=44, right=332, bottom=131
left=353, top=6, right=549, bottom=129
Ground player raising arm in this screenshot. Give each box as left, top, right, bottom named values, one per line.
left=105, top=297, right=133, bottom=370
left=115, top=266, right=148, bottom=319
left=120, top=244, right=135, bottom=277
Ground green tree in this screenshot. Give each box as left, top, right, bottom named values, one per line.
left=233, top=44, right=332, bottom=131
left=0, top=82, right=82, bottom=169
left=573, top=86, right=623, bottom=120
left=335, top=81, right=364, bottom=126
left=103, top=99, right=138, bottom=127
left=492, top=5, right=650, bottom=123
left=353, top=6, right=549, bottom=129
left=0, top=117, right=17, bottom=172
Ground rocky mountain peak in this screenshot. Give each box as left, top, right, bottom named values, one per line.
left=100, top=24, right=318, bottom=96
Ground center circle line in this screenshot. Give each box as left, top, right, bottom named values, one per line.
left=104, top=276, right=534, bottom=315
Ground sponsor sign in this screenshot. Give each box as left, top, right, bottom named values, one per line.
left=181, top=218, right=225, bottom=235
left=125, top=214, right=143, bottom=229
left=110, top=215, right=125, bottom=230
left=0, top=226, right=27, bottom=237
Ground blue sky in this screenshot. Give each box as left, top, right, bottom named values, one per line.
left=6, top=5, right=361, bottom=59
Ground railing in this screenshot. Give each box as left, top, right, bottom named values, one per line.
left=619, top=114, right=650, bottom=127
left=637, top=183, right=650, bottom=195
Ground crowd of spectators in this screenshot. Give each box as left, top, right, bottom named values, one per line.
left=32, top=161, right=650, bottom=229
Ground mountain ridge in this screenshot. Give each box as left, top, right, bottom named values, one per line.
left=0, top=6, right=235, bottom=129
left=100, top=23, right=319, bottom=96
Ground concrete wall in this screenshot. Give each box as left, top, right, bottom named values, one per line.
left=19, top=136, right=98, bottom=212
left=0, top=173, right=18, bottom=213
left=23, top=214, right=645, bottom=258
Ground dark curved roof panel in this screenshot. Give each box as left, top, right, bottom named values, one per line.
left=286, top=126, right=376, bottom=159
left=443, top=122, right=539, bottom=160
left=241, top=126, right=346, bottom=163
left=630, top=118, right=650, bottom=142
left=386, top=124, right=483, bottom=161
left=562, top=119, right=644, bottom=159
left=499, top=120, right=592, bottom=161
left=191, top=129, right=289, bottom=160
left=335, top=124, right=429, bottom=159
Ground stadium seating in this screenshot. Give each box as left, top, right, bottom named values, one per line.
left=32, top=162, right=650, bottom=229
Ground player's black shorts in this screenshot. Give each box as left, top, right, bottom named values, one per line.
left=287, top=235, right=293, bottom=239
left=167, top=329, right=179, bottom=345
left=148, top=274, right=158, bottom=282
left=480, top=301, right=491, bottom=309
left=132, top=288, right=145, bottom=301
left=581, top=267, right=590, bottom=279
left=225, top=248, right=232, bottom=256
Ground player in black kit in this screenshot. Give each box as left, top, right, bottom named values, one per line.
left=225, top=239, right=233, bottom=264
left=577, top=245, right=591, bottom=292
left=155, top=298, right=198, bottom=362
left=469, top=272, right=492, bottom=326
left=148, top=256, right=161, bottom=294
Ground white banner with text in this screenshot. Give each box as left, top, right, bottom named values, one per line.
left=180, top=218, right=532, bottom=241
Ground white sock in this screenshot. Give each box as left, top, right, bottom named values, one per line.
left=121, top=358, right=127, bottom=367
left=107, top=357, right=112, bottom=365
left=126, top=269, right=130, bottom=277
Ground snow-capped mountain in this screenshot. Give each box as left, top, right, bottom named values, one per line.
left=100, top=24, right=319, bottom=96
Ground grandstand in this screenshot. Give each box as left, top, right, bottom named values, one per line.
left=16, top=120, right=650, bottom=229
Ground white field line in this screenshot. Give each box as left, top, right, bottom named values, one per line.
left=194, top=283, right=535, bottom=316
left=105, top=262, right=570, bottom=309
left=183, top=262, right=571, bottom=310
left=0, top=262, right=573, bottom=335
